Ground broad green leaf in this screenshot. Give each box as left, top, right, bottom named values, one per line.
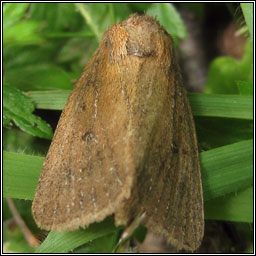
left=3, top=85, right=53, bottom=139
left=3, top=20, right=43, bottom=46
left=3, top=3, right=30, bottom=29
left=205, top=57, right=240, bottom=94
left=204, top=40, right=253, bottom=94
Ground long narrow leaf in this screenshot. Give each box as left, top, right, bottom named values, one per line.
left=201, top=139, right=252, bottom=201
left=3, top=140, right=253, bottom=201
left=26, top=90, right=253, bottom=120
left=204, top=186, right=253, bottom=223
left=3, top=151, right=43, bottom=200
left=35, top=218, right=118, bottom=253
left=189, top=93, right=252, bottom=120
left=4, top=140, right=253, bottom=253
left=26, top=90, right=70, bottom=111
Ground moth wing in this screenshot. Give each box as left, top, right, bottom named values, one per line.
left=32, top=48, right=136, bottom=231
left=140, top=83, right=204, bottom=251
left=32, top=15, right=204, bottom=252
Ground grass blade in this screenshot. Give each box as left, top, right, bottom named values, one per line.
left=3, top=151, right=43, bottom=200
left=26, top=90, right=253, bottom=120
left=189, top=93, right=253, bottom=120
left=35, top=218, right=118, bottom=253
left=205, top=186, right=253, bottom=223
left=4, top=140, right=252, bottom=202
left=201, top=139, right=253, bottom=201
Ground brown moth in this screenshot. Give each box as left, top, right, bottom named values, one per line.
left=32, top=14, right=204, bottom=251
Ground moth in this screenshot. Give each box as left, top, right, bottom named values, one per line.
left=32, top=14, right=204, bottom=251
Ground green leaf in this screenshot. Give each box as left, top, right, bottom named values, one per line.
left=196, top=117, right=252, bottom=150
left=4, top=44, right=57, bottom=69
left=146, top=3, right=187, bottom=39
left=3, top=3, right=30, bottom=29
left=26, top=90, right=70, bottom=111
left=3, top=3, right=44, bottom=47
left=236, top=81, right=253, bottom=95
left=241, top=3, right=253, bottom=38
left=204, top=40, right=253, bottom=94
left=74, top=3, right=105, bottom=42
left=204, top=57, right=240, bottom=94
left=3, top=140, right=253, bottom=203
left=189, top=93, right=252, bottom=120
left=35, top=218, right=118, bottom=253
left=74, top=3, right=133, bottom=38
left=3, top=113, right=11, bottom=126
left=56, top=37, right=98, bottom=68
left=74, top=231, right=120, bottom=253
left=205, top=186, right=252, bottom=223
left=3, top=128, right=50, bottom=156
left=3, top=20, right=43, bottom=46
left=3, top=85, right=53, bottom=139
left=4, top=64, right=75, bottom=91
left=26, top=90, right=253, bottom=120
left=201, top=139, right=253, bottom=201
left=29, top=3, right=82, bottom=32
left=3, top=151, right=44, bottom=200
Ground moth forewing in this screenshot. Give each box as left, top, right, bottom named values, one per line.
left=32, top=14, right=204, bottom=252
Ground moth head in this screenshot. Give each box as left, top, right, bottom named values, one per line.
left=123, top=14, right=173, bottom=61
left=102, top=14, right=173, bottom=66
